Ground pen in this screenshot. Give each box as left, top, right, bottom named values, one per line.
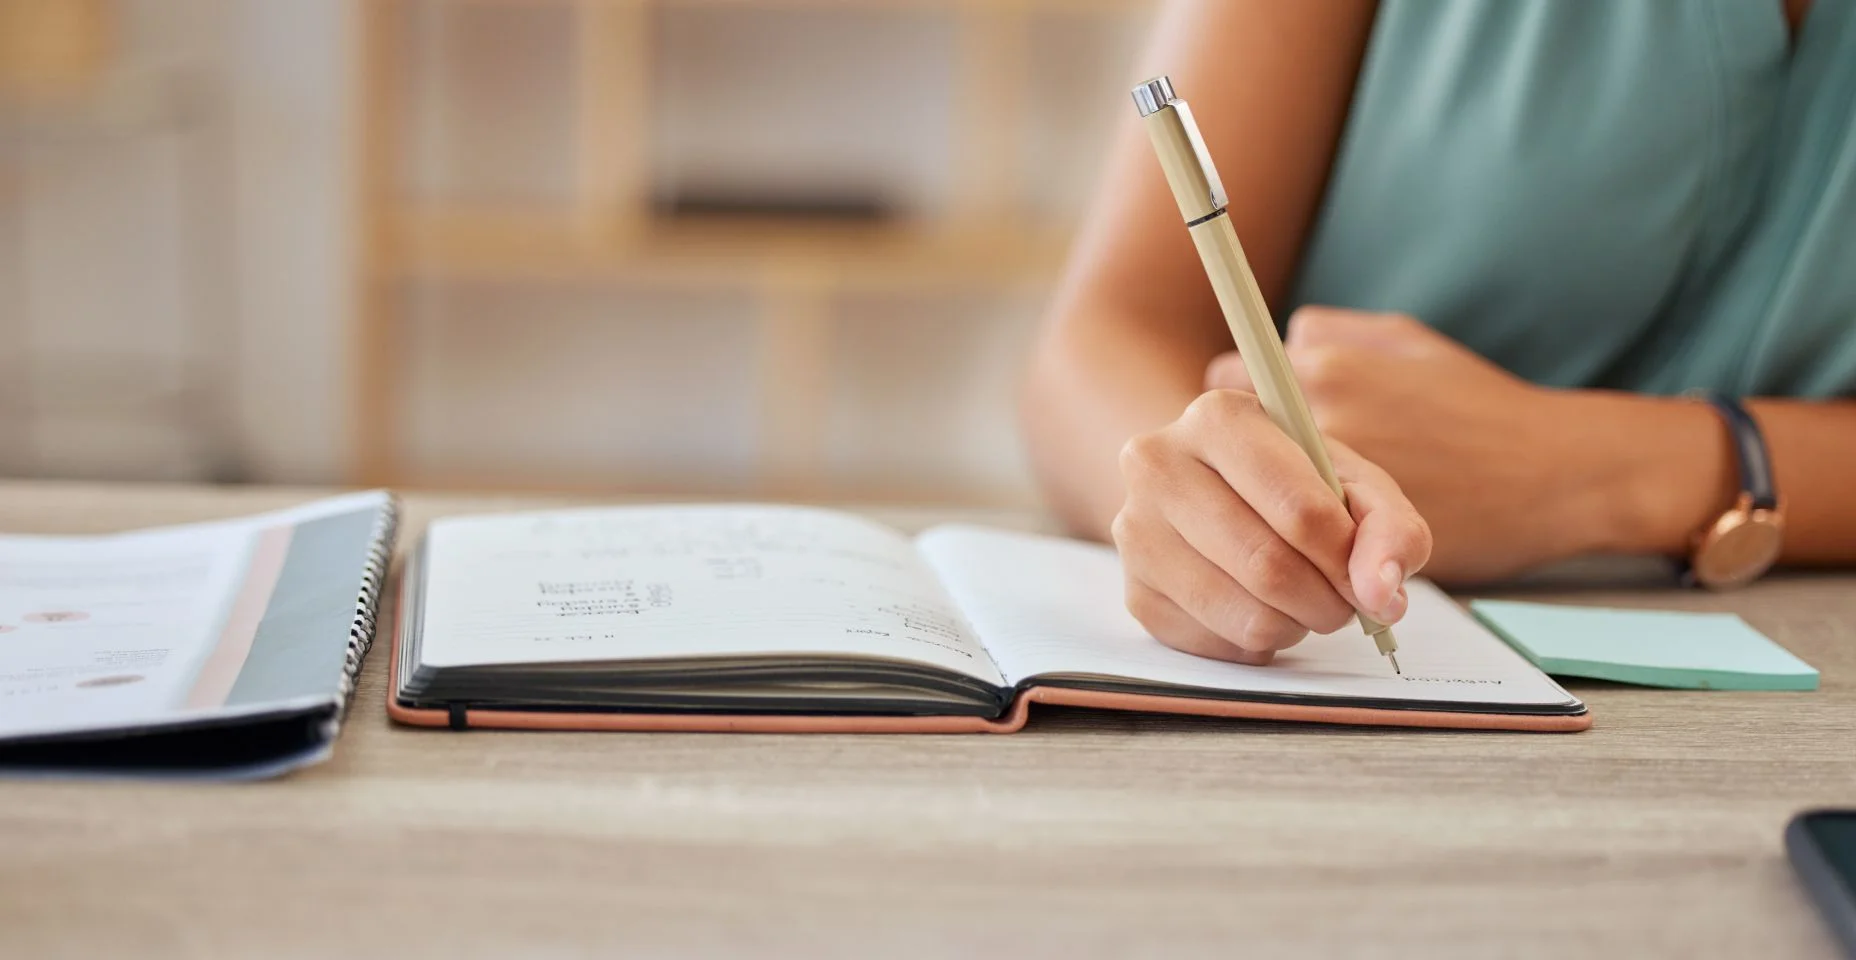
left=1131, top=76, right=1401, bottom=675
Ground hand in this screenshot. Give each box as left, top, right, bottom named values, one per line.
left=1205, top=307, right=1606, bottom=582
left=1113, top=390, right=1432, bottom=665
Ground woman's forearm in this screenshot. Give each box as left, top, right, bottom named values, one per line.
left=1597, top=395, right=1856, bottom=565
left=1193, top=313, right=1855, bottom=580
left=1019, top=311, right=1206, bottom=542
left=1018, top=0, right=1376, bottom=543
left=1757, top=400, right=1856, bottom=564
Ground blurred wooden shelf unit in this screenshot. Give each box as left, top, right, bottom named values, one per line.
left=385, top=208, right=1077, bottom=290
left=0, top=0, right=114, bottom=104
left=351, top=0, right=1149, bottom=499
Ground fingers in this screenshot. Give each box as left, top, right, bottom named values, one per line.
left=1154, top=458, right=1356, bottom=636
left=1204, top=350, right=1253, bottom=392
left=1285, top=305, right=1422, bottom=353
left=1331, top=445, right=1433, bottom=623
left=1211, top=307, right=1441, bottom=401
left=1206, top=308, right=1414, bottom=402
left=1179, top=391, right=1359, bottom=602
left=1119, top=519, right=1308, bottom=660
left=1114, top=389, right=1372, bottom=663
left=1114, top=449, right=1316, bottom=660
left=1124, top=581, right=1276, bottom=666
left=1179, top=310, right=1435, bottom=640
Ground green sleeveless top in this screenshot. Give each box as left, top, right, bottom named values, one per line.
left=1290, top=0, right=1856, bottom=398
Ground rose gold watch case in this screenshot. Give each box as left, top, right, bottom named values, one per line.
left=1690, top=493, right=1785, bottom=590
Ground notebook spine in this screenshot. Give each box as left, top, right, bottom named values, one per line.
left=338, top=494, right=400, bottom=719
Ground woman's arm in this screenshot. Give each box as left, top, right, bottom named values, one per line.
left=1016, top=0, right=1853, bottom=670
left=1019, top=0, right=1379, bottom=541
left=1205, top=309, right=1856, bottom=581
left=1017, top=0, right=1428, bottom=667
left=1617, top=396, right=1856, bottom=567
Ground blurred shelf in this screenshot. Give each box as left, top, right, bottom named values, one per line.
left=0, top=0, right=114, bottom=104
left=351, top=0, right=1132, bottom=496
left=0, top=67, right=207, bottom=145
left=384, top=209, right=1075, bottom=291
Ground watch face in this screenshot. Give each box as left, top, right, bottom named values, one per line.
left=1694, top=515, right=1784, bottom=588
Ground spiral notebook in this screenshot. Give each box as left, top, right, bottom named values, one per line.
left=0, top=491, right=397, bottom=778
left=390, top=505, right=1587, bottom=733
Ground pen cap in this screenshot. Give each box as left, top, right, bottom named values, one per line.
left=1131, top=76, right=1227, bottom=223
left=1130, top=77, right=1176, bottom=118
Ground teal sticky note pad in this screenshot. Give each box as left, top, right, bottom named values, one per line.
left=1469, top=600, right=1818, bottom=691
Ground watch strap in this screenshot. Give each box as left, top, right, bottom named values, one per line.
left=1701, top=393, right=1778, bottom=510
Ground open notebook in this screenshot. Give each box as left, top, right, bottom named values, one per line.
left=391, top=505, right=1587, bottom=733
left=0, top=492, right=397, bottom=777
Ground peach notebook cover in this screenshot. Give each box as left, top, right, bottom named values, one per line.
left=385, top=506, right=1590, bottom=735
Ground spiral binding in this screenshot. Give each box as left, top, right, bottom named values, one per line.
left=336, top=493, right=400, bottom=720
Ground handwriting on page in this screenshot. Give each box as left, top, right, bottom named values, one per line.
left=537, top=579, right=676, bottom=617
left=843, top=601, right=975, bottom=659
left=704, top=558, right=762, bottom=580
left=421, top=506, right=1002, bottom=683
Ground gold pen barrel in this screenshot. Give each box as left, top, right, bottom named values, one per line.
left=1184, top=207, right=1397, bottom=646
left=1133, top=77, right=1397, bottom=652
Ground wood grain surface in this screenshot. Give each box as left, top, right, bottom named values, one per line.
left=0, top=481, right=1851, bottom=959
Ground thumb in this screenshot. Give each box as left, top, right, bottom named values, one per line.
left=1204, top=350, right=1254, bottom=392
left=1332, top=450, right=1432, bottom=624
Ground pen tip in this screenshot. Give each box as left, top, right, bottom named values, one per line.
left=1389, top=652, right=1402, bottom=675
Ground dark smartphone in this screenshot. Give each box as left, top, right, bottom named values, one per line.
left=1788, top=810, right=1856, bottom=958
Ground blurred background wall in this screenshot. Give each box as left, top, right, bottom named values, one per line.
left=0, top=0, right=1155, bottom=507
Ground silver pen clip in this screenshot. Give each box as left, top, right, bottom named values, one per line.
left=1131, top=76, right=1227, bottom=216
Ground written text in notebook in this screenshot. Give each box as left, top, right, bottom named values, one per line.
left=392, top=504, right=1584, bottom=731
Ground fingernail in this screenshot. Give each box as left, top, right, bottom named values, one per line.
left=1380, top=561, right=1404, bottom=589
left=1378, top=586, right=1408, bottom=623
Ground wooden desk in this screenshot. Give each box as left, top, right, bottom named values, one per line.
left=0, top=481, right=1851, bottom=958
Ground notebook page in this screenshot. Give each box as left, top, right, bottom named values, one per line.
left=916, top=525, right=1576, bottom=708
left=417, top=505, right=1004, bottom=686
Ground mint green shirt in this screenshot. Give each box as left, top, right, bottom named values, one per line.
left=1290, top=0, right=1856, bottom=397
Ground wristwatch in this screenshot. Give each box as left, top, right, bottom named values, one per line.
left=1683, top=393, right=1785, bottom=589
